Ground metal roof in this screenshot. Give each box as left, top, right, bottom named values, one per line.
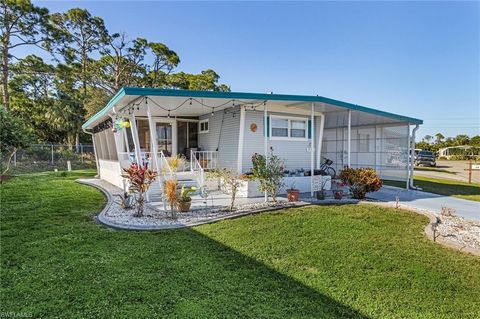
left=82, top=87, right=423, bottom=129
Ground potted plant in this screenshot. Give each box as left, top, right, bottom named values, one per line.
left=177, top=185, right=196, bottom=212
left=331, top=179, right=346, bottom=200
left=286, top=182, right=300, bottom=202
left=250, top=151, right=285, bottom=202
left=315, top=177, right=329, bottom=200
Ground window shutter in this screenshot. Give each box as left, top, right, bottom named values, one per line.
left=308, top=119, right=312, bottom=139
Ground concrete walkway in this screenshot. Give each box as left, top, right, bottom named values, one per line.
left=368, top=185, right=480, bottom=222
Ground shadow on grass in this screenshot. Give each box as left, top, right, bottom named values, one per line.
left=1, top=172, right=368, bottom=318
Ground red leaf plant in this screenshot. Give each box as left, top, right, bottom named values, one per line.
left=122, top=163, right=158, bottom=217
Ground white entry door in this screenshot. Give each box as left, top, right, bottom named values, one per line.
left=155, top=119, right=177, bottom=156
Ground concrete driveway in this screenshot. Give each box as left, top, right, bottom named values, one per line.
left=368, top=185, right=480, bottom=222
left=414, top=160, right=480, bottom=184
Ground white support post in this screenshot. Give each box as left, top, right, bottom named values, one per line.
left=237, top=106, right=246, bottom=174
left=264, top=102, right=268, bottom=202
left=347, top=110, right=352, bottom=167
left=406, top=124, right=411, bottom=189
left=310, top=103, right=315, bottom=197
left=122, top=127, right=130, bottom=153
left=316, top=113, right=325, bottom=169
left=129, top=113, right=142, bottom=165
left=146, top=98, right=159, bottom=172
left=410, top=124, right=419, bottom=189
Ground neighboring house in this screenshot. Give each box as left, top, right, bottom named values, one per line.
left=82, top=87, right=422, bottom=200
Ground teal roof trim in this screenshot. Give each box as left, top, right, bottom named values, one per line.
left=82, top=87, right=423, bottom=129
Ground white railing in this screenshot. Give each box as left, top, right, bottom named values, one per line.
left=158, top=151, right=173, bottom=178
left=190, top=150, right=218, bottom=191
left=190, top=151, right=218, bottom=171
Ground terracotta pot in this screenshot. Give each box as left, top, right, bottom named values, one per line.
left=333, top=190, right=343, bottom=200
left=287, top=189, right=300, bottom=202
left=178, top=199, right=192, bottom=212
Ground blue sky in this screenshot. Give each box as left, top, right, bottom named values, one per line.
left=29, top=1, right=479, bottom=138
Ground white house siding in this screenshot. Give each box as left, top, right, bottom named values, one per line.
left=198, top=110, right=240, bottom=171
left=242, top=110, right=318, bottom=172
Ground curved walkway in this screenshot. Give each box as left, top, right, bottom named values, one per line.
left=367, top=185, right=480, bottom=222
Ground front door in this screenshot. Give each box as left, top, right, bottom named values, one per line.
left=156, top=122, right=173, bottom=157
left=177, top=121, right=198, bottom=158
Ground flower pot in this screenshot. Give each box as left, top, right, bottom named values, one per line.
left=178, top=199, right=192, bottom=212
left=333, top=190, right=343, bottom=200
left=316, top=190, right=326, bottom=200
left=287, top=189, right=300, bottom=202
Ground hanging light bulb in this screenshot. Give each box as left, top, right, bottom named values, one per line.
left=211, top=108, right=214, bottom=116
left=232, top=99, right=235, bottom=107
left=189, top=98, right=192, bottom=106
left=167, top=110, right=171, bottom=118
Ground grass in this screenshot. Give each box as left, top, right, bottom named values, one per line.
left=384, top=176, right=480, bottom=202
left=414, top=166, right=456, bottom=174
left=1, top=171, right=479, bottom=318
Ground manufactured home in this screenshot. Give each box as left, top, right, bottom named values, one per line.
left=82, top=87, right=422, bottom=202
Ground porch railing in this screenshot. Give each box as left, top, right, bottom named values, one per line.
left=190, top=150, right=217, bottom=192
left=190, top=150, right=218, bottom=171
left=158, top=151, right=173, bottom=178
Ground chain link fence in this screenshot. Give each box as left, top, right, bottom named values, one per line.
left=2, top=144, right=97, bottom=174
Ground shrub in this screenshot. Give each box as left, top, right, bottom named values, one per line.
left=339, top=167, right=382, bottom=199
left=122, top=163, right=158, bottom=217
left=208, top=168, right=244, bottom=211
left=250, top=151, right=285, bottom=202
left=164, top=179, right=179, bottom=218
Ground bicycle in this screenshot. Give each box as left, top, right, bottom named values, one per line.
left=319, top=157, right=336, bottom=177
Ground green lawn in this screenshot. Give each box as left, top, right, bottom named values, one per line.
left=1, top=171, right=480, bottom=318
left=384, top=176, right=480, bottom=202
left=414, top=166, right=456, bottom=174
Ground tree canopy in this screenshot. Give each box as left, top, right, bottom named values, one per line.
left=1, top=1, right=229, bottom=146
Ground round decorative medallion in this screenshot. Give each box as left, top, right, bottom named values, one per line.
left=250, top=123, right=257, bottom=132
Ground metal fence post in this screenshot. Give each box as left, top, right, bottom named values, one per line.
left=51, top=144, right=54, bottom=165
left=13, top=149, right=17, bottom=167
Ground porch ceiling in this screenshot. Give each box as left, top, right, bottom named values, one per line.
left=82, top=87, right=423, bottom=130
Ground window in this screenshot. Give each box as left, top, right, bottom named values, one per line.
left=270, top=116, right=308, bottom=140
left=199, top=119, right=209, bottom=133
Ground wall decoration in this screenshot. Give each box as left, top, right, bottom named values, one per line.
left=250, top=123, right=257, bottom=132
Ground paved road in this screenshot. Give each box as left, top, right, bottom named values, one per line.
left=414, top=160, right=480, bottom=184
left=368, top=185, right=480, bottom=222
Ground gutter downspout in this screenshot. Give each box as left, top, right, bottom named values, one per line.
left=83, top=128, right=100, bottom=178
left=410, top=124, right=420, bottom=189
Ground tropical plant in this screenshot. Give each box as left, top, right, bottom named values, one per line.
left=208, top=168, right=244, bottom=211
left=163, top=179, right=179, bottom=218
left=0, top=107, right=34, bottom=175
left=339, top=167, right=382, bottom=199
left=121, top=163, right=158, bottom=217
left=179, top=185, right=196, bottom=203
left=250, top=151, right=285, bottom=202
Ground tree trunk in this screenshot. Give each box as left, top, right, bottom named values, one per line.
left=1, top=42, right=10, bottom=110
left=75, top=133, right=80, bottom=152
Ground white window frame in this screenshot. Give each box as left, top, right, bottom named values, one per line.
left=270, top=115, right=308, bottom=141
left=199, top=119, right=209, bottom=134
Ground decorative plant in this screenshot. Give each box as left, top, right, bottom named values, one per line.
left=339, top=167, right=382, bottom=199
left=177, top=185, right=196, bottom=212
left=122, top=163, right=158, bottom=217
left=286, top=182, right=300, bottom=202
left=164, top=179, right=179, bottom=218
left=208, top=168, right=244, bottom=211
left=179, top=185, right=196, bottom=203
left=251, top=151, right=285, bottom=202
left=115, top=191, right=135, bottom=209
left=168, top=155, right=184, bottom=172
